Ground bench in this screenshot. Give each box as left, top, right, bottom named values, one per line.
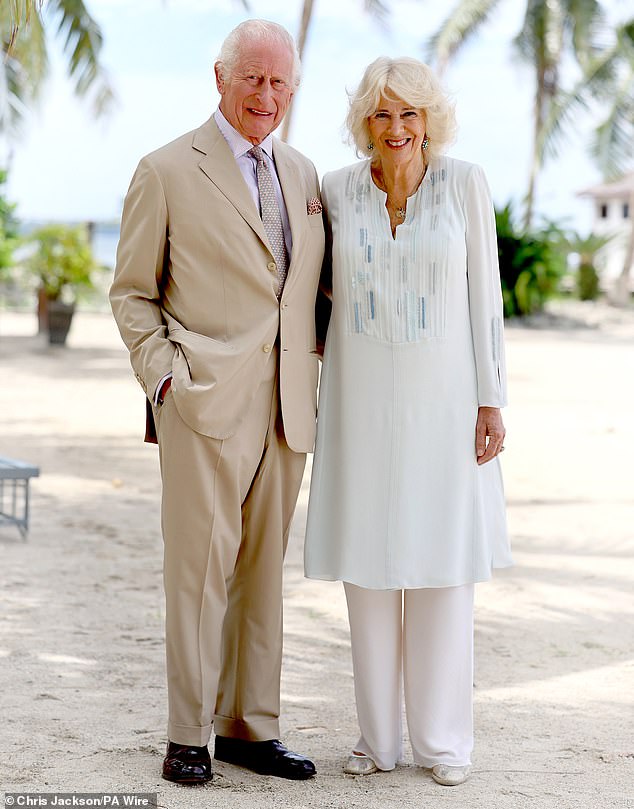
left=0, top=456, right=40, bottom=539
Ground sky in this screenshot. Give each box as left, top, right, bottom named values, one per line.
left=3, top=0, right=628, bottom=232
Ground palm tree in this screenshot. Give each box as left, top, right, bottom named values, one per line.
left=566, top=231, right=613, bottom=300
left=1, top=0, right=114, bottom=139
left=544, top=19, right=634, bottom=302
left=280, top=0, right=389, bottom=142
left=426, top=0, right=606, bottom=229
left=6, top=1, right=35, bottom=43
left=592, top=20, right=634, bottom=304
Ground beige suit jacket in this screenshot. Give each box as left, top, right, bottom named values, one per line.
left=110, top=117, right=325, bottom=453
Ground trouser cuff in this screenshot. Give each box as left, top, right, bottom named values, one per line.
left=213, top=714, right=280, bottom=742
left=167, top=720, right=213, bottom=747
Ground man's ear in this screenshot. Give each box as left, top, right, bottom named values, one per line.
left=214, top=62, right=224, bottom=94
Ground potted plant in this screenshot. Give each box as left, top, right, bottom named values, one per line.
left=0, top=170, right=19, bottom=303
left=27, top=224, right=97, bottom=344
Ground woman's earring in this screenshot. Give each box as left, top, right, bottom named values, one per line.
left=367, top=142, right=374, bottom=151
left=422, top=135, right=429, bottom=151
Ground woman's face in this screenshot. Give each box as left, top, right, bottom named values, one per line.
left=367, top=95, right=426, bottom=170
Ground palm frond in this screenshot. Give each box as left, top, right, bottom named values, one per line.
left=9, top=10, right=48, bottom=96
left=0, top=52, right=31, bottom=136
left=622, top=20, right=634, bottom=46
left=585, top=19, right=634, bottom=178
left=537, top=85, right=590, bottom=162
left=1, top=0, right=114, bottom=136
left=364, top=0, right=390, bottom=25
left=539, top=14, right=634, bottom=167
left=582, top=50, right=619, bottom=101
left=513, top=0, right=564, bottom=81
left=0, top=9, right=47, bottom=134
left=49, top=0, right=114, bottom=116
left=425, top=0, right=500, bottom=71
left=565, top=0, right=607, bottom=65
left=4, top=0, right=43, bottom=49
left=591, top=78, right=634, bottom=179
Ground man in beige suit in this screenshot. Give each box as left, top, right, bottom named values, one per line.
left=110, top=19, right=324, bottom=785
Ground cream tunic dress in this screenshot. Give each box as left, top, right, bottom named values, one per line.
left=304, top=157, right=512, bottom=589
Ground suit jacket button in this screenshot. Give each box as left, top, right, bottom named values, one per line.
left=267, top=261, right=276, bottom=272
left=262, top=343, right=272, bottom=353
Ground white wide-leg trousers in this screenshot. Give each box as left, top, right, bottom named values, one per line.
left=343, top=582, right=474, bottom=771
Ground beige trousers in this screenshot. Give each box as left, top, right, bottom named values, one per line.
left=154, top=352, right=306, bottom=747
left=344, top=583, right=474, bottom=770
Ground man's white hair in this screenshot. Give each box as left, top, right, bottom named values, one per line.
left=216, top=19, right=301, bottom=88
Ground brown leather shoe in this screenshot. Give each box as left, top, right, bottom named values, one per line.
left=162, top=741, right=212, bottom=784
left=214, top=736, right=316, bottom=780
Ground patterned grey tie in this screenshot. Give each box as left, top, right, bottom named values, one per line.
left=249, top=145, right=288, bottom=297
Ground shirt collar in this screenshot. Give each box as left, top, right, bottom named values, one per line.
left=214, top=108, right=274, bottom=160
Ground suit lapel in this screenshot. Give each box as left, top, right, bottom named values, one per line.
left=194, top=118, right=270, bottom=250
left=273, top=140, right=305, bottom=292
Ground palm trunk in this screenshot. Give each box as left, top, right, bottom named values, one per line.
left=524, top=70, right=546, bottom=231
left=279, top=0, right=315, bottom=143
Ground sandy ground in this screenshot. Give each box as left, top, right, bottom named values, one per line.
left=1, top=300, right=633, bottom=809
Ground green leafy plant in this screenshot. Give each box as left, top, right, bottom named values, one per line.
left=0, top=169, right=19, bottom=281
left=566, top=231, right=613, bottom=301
left=27, top=224, right=97, bottom=301
left=495, top=203, right=567, bottom=317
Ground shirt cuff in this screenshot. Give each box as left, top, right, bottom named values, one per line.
left=154, top=372, right=173, bottom=405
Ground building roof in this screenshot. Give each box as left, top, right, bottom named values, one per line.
left=578, top=172, right=634, bottom=200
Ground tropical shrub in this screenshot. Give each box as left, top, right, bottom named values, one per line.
left=577, top=261, right=600, bottom=300
left=495, top=204, right=567, bottom=317
left=566, top=232, right=613, bottom=301
left=0, top=169, right=19, bottom=281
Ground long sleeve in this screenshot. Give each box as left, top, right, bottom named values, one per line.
left=109, top=157, right=176, bottom=399
left=464, top=164, right=507, bottom=407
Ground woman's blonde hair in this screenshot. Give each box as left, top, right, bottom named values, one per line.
left=346, top=57, right=457, bottom=161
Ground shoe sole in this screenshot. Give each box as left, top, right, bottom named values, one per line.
left=431, top=769, right=470, bottom=786
left=431, top=777, right=468, bottom=786
left=215, top=755, right=315, bottom=780
left=162, top=772, right=212, bottom=785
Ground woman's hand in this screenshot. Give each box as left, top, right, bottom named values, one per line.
left=475, top=406, right=505, bottom=465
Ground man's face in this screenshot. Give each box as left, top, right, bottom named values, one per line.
left=215, top=39, right=294, bottom=145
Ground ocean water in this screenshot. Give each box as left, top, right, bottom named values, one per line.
left=92, top=223, right=120, bottom=270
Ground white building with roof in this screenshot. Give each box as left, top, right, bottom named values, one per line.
left=578, top=173, right=634, bottom=290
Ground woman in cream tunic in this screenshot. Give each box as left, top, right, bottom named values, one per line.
left=304, top=57, right=512, bottom=786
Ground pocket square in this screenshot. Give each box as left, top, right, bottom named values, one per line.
left=307, top=197, right=323, bottom=215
